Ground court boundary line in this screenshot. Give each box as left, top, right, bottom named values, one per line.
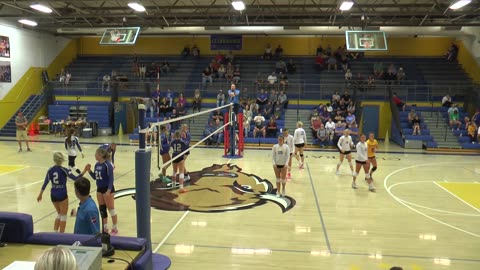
left=384, top=161, right=480, bottom=238
left=433, top=181, right=480, bottom=213
left=306, top=162, right=332, bottom=252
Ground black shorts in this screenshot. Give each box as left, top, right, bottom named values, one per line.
left=339, top=150, right=351, bottom=155
left=295, top=143, right=305, bottom=148
left=172, top=155, right=184, bottom=163
left=355, top=160, right=367, bottom=165
left=275, top=165, right=285, bottom=169
left=368, top=156, right=376, bottom=160
left=289, top=153, right=293, bottom=156
left=97, top=186, right=115, bottom=194
left=51, top=194, right=68, bottom=202
left=68, top=155, right=77, bottom=167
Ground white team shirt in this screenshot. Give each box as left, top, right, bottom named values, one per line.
left=65, top=136, right=82, bottom=156
left=355, top=141, right=368, bottom=162
left=293, top=128, right=307, bottom=145
left=284, top=134, right=295, bottom=154
left=325, top=121, right=335, bottom=131
left=272, top=143, right=290, bottom=166
left=337, top=135, right=354, bottom=151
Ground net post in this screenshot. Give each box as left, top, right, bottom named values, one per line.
left=229, top=111, right=236, bottom=156
left=135, top=104, right=153, bottom=270
left=238, top=112, right=244, bottom=156
left=223, top=111, right=230, bottom=156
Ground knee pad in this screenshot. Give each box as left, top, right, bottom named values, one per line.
left=353, top=172, right=358, bottom=177
left=108, top=208, right=117, bottom=217
left=372, top=166, right=377, bottom=172
left=56, top=214, right=61, bottom=220
left=276, top=178, right=281, bottom=183
left=59, top=215, right=67, bottom=222
left=366, top=173, right=371, bottom=179
left=100, top=205, right=108, bottom=219
left=179, top=173, right=184, bottom=179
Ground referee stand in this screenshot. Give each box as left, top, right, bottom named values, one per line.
left=223, top=110, right=244, bottom=158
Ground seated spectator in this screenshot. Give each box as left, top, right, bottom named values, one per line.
left=278, top=90, right=288, bottom=109
left=317, top=123, right=328, bottom=147
left=262, top=101, right=274, bottom=118
left=253, top=113, right=266, bottom=138
left=268, top=89, right=278, bottom=104
left=202, top=68, right=213, bottom=87
left=267, top=72, right=277, bottom=88
left=341, top=90, right=351, bottom=103
left=316, top=45, right=324, bottom=56
left=337, top=99, right=348, bottom=114
left=145, top=122, right=158, bottom=144
left=192, top=89, right=202, bottom=113
left=446, top=42, right=458, bottom=62
left=181, top=45, right=190, bottom=57
left=192, top=44, right=200, bottom=57
left=408, top=109, right=417, bottom=127
left=396, top=67, right=406, bottom=81
left=159, top=97, right=169, bottom=116
left=373, top=62, right=384, bottom=78
left=310, top=114, right=322, bottom=139
left=273, top=101, right=283, bottom=120
left=334, top=110, right=345, bottom=125
left=143, top=97, right=155, bottom=118
left=218, top=64, right=226, bottom=78
left=449, top=110, right=462, bottom=130
left=332, top=91, right=341, bottom=104
left=275, top=45, right=283, bottom=59
left=244, top=104, right=253, bottom=137
left=412, top=115, right=421, bottom=135
left=279, top=72, right=288, bottom=90
left=467, top=122, right=477, bottom=143
left=161, top=60, right=170, bottom=74
left=102, top=74, right=110, bottom=92
left=327, top=56, right=337, bottom=71
left=345, top=69, right=353, bottom=82
left=214, top=52, right=224, bottom=64
left=345, top=112, right=356, bottom=126
left=256, top=88, right=269, bottom=108
left=35, top=246, right=78, bottom=270
left=315, top=55, right=325, bottom=71
left=216, top=89, right=225, bottom=108
left=442, top=94, right=452, bottom=108
left=165, top=89, right=174, bottom=107
left=152, top=88, right=161, bottom=109
left=275, top=59, right=286, bottom=73
left=325, top=118, right=336, bottom=141
left=177, top=92, right=186, bottom=107
left=319, top=106, right=330, bottom=123
left=264, top=44, right=273, bottom=60
left=287, top=59, right=297, bottom=74
left=176, top=101, right=186, bottom=117
left=232, top=67, right=241, bottom=84
left=266, top=117, right=278, bottom=137
left=347, top=100, right=355, bottom=114
left=226, top=50, right=235, bottom=63
left=212, top=109, right=224, bottom=123
left=209, top=60, right=219, bottom=78
left=392, top=92, right=406, bottom=111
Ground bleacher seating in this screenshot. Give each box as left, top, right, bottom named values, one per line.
left=48, top=101, right=110, bottom=128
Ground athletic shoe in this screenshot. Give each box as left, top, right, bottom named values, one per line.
left=184, top=174, right=190, bottom=181
left=179, top=188, right=187, bottom=194
left=369, top=187, right=376, bottom=192
left=351, top=182, right=358, bottom=189
left=27, top=148, right=32, bottom=152
left=161, top=176, right=172, bottom=183
left=110, top=229, right=118, bottom=236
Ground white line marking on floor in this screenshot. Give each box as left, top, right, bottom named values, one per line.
left=433, top=181, right=480, bottom=213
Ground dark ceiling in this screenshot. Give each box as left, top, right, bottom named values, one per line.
left=0, top=0, right=479, bottom=34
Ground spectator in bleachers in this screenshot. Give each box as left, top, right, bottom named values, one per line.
left=334, top=110, right=345, bottom=125
left=275, top=59, right=286, bottom=73
left=102, top=74, right=110, bottom=92
left=257, top=88, right=269, bottom=108
left=59, top=68, right=66, bottom=83
left=212, top=109, right=224, bottom=123
left=225, top=63, right=234, bottom=82
left=316, top=45, right=324, bottom=56
left=367, top=74, right=375, bottom=90
left=338, top=99, right=348, bottom=115
left=262, top=101, right=274, bottom=118
left=396, top=67, right=406, bottom=82
left=204, top=120, right=216, bottom=145
left=214, top=52, right=224, bottom=64
left=161, top=60, right=170, bottom=74
left=325, top=44, right=332, bottom=56
left=177, top=92, right=186, bottom=107
left=314, top=54, right=325, bottom=71
left=65, top=70, right=71, bottom=86
left=264, top=44, right=273, bottom=60
left=176, top=100, right=186, bottom=117
left=345, top=112, right=357, bottom=126
left=217, top=90, right=225, bottom=108
left=244, top=104, right=253, bottom=137
left=202, top=68, right=213, bottom=87
left=345, top=69, right=353, bottom=82
left=442, top=94, right=452, bottom=108
left=287, top=59, right=297, bottom=74
left=268, top=89, right=278, bottom=104
left=232, top=67, right=241, bottom=84
left=165, top=89, right=175, bottom=107
left=273, top=101, right=283, bottom=120
left=319, top=106, right=330, bottom=123
left=386, top=63, right=397, bottom=83
left=310, top=114, right=322, bottom=139
left=325, top=118, right=336, bottom=141
left=412, top=115, right=421, bottom=135
left=408, top=109, right=416, bottom=128
left=449, top=110, right=462, bottom=131
left=467, top=122, right=477, bottom=144
left=253, top=113, right=266, bottom=138
left=472, top=110, right=480, bottom=126
left=341, top=90, right=351, bottom=103
left=218, top=64, right=226, bottom=78
left=159, top=97, right=169, bottom=117
left=278, top=91, right=288, bottom=109
left=275, top=45, right=284, bottom=59
left=373, top=62, right=384, bottom=79
left=192, top=89, right=202, bottom=113
left=209, top=60, right=219, bottom=78
left=332, top=91, right=341, bottom=104
left=392, top=92, right=406, bottom=111
left=181, top=45, right=190, bottom=57
left=267, top=117, right=278, bottom=137
left=192, top=44, right=200, bottom=57
left=143, top=97, right=155, bottom=118
left=327, top=55, right=337, bottom=71
left=279, top=72, right=288, bottom=90
left=267, top=72, right=277, bottom=89
left=340, top=55, right=349, bottom=72
left=226, top=51, right=234, bottom=63
left=446, top=42, right=458, bottom=62
left=347, top=100, right=355, bottom=114
left=317, top=123, right=328, bottom=147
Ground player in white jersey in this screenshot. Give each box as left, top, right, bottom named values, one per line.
left=272, top=135, right=290, bottom=197
left=64, top=128, right=84, bottom=174
left=282, top=129, right=295, bottom=179
left=352, top=134, right=375, bottom=192
left=336, top=129, right=354, bottom=175
left=293, top=121, right=307, bottom=169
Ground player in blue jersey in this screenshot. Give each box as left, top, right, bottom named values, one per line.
left=180, top=124, right=191, bottom=181
left=65, top=128, right=84, bottom=174
left=171, top=130, right=188, bottom=193
left=36, top=152, right=87, bottom=233
left=87, top=147, right=118, bottom=235
left=159, top=125, right=172, bottom=183
left=100, top=143, right=116, bottom=165
left=73, top=177, right=100, bottom=235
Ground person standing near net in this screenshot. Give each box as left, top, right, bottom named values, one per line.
left=159, top=126, right=172, bottom=183
left=180, top=124, right=191, bottom=181
left=336, top=129, right=354, bottom=175
left=272, top=135, right=290, bottom=197
left=87, top=148, right=118, bottom=235
left=282, top=129, right=295, bottom=180
left=228, top=83, right=240, bottom=114
left=171, top=130, right=188, bottom=193
left=65, top=128, right=84, bottom=174
left=293, top=121, right=307, bottom=169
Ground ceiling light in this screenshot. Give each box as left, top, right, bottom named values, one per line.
left=232, top=1, right=246, bottom=11
left=449, top=0, right=471, bottom=9
left=339, top=1, right=354, bottom=11
left=128, top=2, right=146, bottom=12
left=30, top=4, right=52, bottom=13
left=18, top=19, right=38, bottom=27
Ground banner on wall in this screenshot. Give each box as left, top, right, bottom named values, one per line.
left=0, top=61, right=11, bottom=82
left=210, top=35, right=242, bottom=51
left=0, top=36, right=10, bottom=58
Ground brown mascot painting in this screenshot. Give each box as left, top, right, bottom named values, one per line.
left=115, top=164, right=295, bottom=213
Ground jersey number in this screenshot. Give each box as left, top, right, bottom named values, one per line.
left=52, top=172, right=59, bottom=184
left=172, top=143, right=182, bottom=153
left=95, top=171, right=103, bottom=181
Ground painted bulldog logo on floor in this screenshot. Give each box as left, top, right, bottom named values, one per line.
left=115, top=164, right=295, bottom=213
